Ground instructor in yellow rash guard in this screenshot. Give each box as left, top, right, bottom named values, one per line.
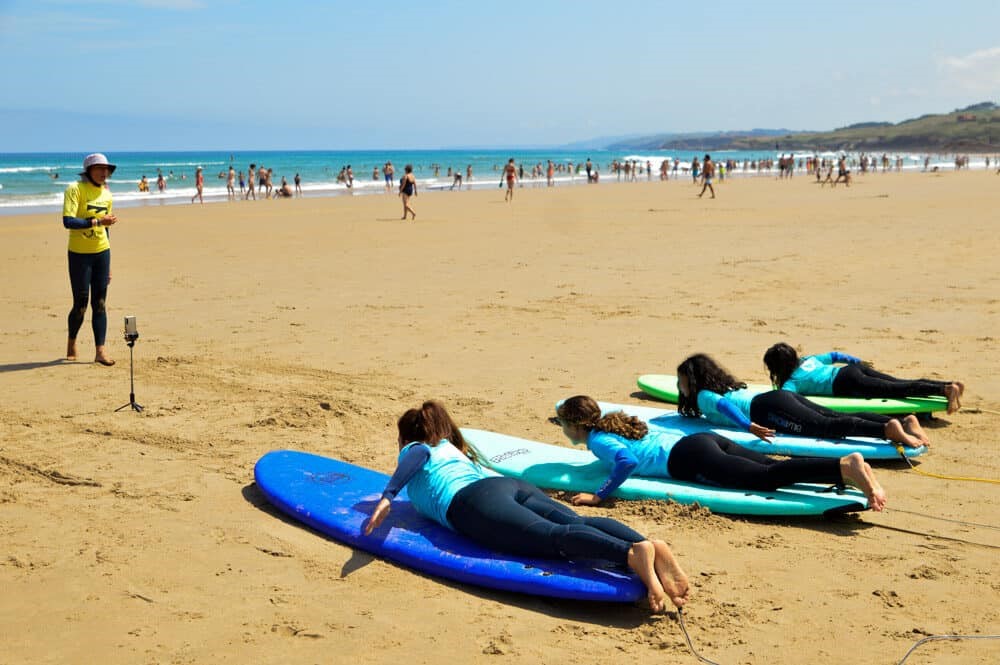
left=62, top=153, right=118, bottom=365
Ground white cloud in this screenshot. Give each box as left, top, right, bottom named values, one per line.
left=941, top=46, right=1000, bottom=70
left=939, top=46, right=1000, bottom=94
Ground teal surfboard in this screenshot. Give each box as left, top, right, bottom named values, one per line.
left=638, top=374, right=947, bottom=415
left=462, top=429, right=868, bottom=517
left=564, top=399, right=925, bottom=459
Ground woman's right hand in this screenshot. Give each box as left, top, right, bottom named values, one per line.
left=99, top=215, right=118, bottom=226
left=364, top=498, right=391, bottom=535
left=749, top=422, right=776, bottom=443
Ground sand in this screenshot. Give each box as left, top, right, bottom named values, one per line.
left=2, top=171, right=998, bottom=664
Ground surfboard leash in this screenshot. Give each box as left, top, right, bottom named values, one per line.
left=896, top=633, right=1000, bottom=664
left=885, top=507, right=1000, bottom=530
left=675, top=608, right=725, bottom=665
left=894, top=445, right=1000, bottom=485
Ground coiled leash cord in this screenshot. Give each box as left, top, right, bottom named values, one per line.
left=896, top=633, right=1000, bottom=665
left=674, top=610, right=1000, bottom=665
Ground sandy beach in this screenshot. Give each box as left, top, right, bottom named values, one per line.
left=2, top=171, right=998, bottom=664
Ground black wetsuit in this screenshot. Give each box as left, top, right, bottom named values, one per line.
left=832, top=363, right=949, bottom=399
left=667, top=432, right=841, bottom=490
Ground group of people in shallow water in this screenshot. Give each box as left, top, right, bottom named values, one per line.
left=364, top=345, right=964, bottom=612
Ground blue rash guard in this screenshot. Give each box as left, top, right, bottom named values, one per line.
left=587, top=429, right=675, bottom=500
left=782, top=352, right=861, bottom=395
left=380, top=440, right=494, bottom=529
left=696, top=388, right=755, bottom=429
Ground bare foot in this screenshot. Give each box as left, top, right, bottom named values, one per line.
left=884, top=419, right=922, bottom=448
left=94, top=346, right=115, bottom=366
left=66, top=338, right=78, bottom=361
left=839, top=452, right=887, bottom=511
left=627, top=541, right=667, bottom=613
left=902, top=415, right=931, bottom=446
left=651, top=540, right=690, bottom=608
left=944, top=383, right=963, bottom=414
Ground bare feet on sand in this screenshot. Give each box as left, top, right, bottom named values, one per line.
left=94, top=345, right=115, bottom=366
left=651, top=539, right=690, bottom=608
left=902, top=414, right=931, bottom=447
left=627, top=541, right=667, bottom=612
left=66, top=338, right=78, bottom=361
left=839, top=452, right=887, bottom=511
left=884, top=419, right=923, bottom=448
left=944, top=382, right=964, bottom=414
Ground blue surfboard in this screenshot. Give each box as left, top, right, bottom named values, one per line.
left=559, top=400, right=925, bottom=460
left=254, top=450, right=645, bottom=602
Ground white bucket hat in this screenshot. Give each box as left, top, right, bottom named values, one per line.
left=81, top=153, right=117, bottom=176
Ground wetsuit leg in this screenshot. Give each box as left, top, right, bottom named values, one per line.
left=447, top=477, right=640, bottom=564
left=750, top=391, right=887, bottom=440
left=832, top=363, right=948, bottom=398
left=67, top=251, right=92, bottom=340
left=667, top=432, right=841, bottom=490
left=89, top=249, right=110, bottom=346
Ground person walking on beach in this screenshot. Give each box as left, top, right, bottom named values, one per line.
left=585, top=157, right=593, bottom=181
left=697, top=154, right=715, bottom=199
left=399, top=164, right=417, bottom=220
left=62, top=153, right=118, bottom=366
left=246, top=164, right=256, bottom=200
left=294, top=173, right=302, bottom=196
left=503, top=158, right=517, bottom=202
left=226, top=165, right=236, bottom=200
left=191, top=166, right=204, bottom=204
left=833, top=156, right=851, bottom=187
left=364, top=400, right=691, bottom=612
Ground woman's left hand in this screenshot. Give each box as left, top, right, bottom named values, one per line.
left=749, top=422, right=776, bottom=443
left=570, top=492, right=602, bottom=506
left=364, top=498, right=391, bottom=535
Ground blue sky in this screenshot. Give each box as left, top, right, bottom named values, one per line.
left=2, top=0, right=998, bottom=151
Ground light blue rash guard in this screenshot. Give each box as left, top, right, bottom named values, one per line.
left=587, top=429, right=675, bottom=499
left=696, top=388, right=755, bottom=429
left=782, top=352, right=860, bottom=395
left=384, top=440, right=493, bottom=529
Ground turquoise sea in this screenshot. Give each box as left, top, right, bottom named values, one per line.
left=0, top=148, right=950, bottom=215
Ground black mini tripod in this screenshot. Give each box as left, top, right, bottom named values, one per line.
left=115, top=333, right=143, bottom=413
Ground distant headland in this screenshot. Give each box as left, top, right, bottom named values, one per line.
left=604, top=102, right=1000, bottom=152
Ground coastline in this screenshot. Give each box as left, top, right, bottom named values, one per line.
left=2, top=170, right=998, bottom=664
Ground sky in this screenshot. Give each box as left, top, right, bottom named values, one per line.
left=1, top=0, right=999, bottom=151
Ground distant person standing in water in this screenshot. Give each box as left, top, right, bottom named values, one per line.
left=226, top=165, right=236, bottom=200
left=62, top=153, right=118, bottom=366
left=384, top=161, right=395, bottom=193
left=399, top=164, right=417, bottom=220
left=698, top=154, right=715, bottom=199
left=294, top=173, right=302, bottom=196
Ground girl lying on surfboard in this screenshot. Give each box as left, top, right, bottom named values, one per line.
left=763, top=342, right=964, bottom=414
left=364, top=400, right=690, bottom=611
left=676, top=354, right=928, bottom=448
left=556, top=395, right=887, bottom=511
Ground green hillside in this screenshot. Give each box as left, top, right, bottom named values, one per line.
left=654, top=102, right=1000, bottom=152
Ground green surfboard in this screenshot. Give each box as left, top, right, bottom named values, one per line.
left=637, top=374, right=947, bottom=415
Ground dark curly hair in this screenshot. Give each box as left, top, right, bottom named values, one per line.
left=557, top=395, right=648, bottom=440
left=762, top=342, right=800, bottom=389
left=676, top=354, right=746, bottom=418
left=397, top=400, right=479, bottom=463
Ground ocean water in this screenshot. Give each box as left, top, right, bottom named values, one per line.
left=0, top=148, right=982, bottom=215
